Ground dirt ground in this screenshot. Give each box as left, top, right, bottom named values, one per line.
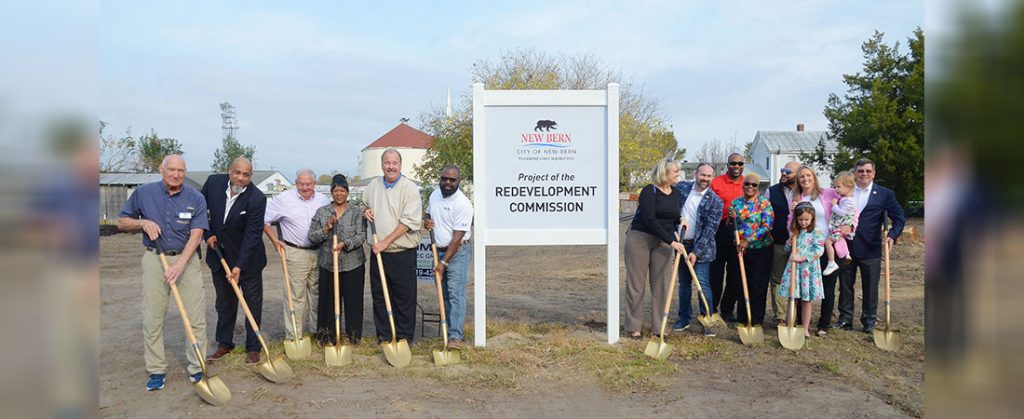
left=100, top=219, right=924, bottom=418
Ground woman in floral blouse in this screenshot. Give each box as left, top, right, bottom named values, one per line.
left=728, top=173, right=774, bottom=327
left=308, top=174, right=366, bottom=345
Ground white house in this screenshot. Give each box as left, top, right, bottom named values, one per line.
left=748, top=124, right=837, bottom=188
left=186, top=170, right=294, bottom=199
left=356, top=122, right=434, bottom=182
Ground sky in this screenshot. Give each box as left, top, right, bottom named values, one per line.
left=93, top=0, right=922, bottom=178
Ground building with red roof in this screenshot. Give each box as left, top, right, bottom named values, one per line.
left=357, top=122, right=434, bottom=182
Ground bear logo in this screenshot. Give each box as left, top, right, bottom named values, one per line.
left=534, top=120, right=558, bottom=132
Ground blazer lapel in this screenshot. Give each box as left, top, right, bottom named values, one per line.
left=223, top=185, right=249, bottom=225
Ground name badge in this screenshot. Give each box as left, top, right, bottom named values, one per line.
left=179, top=212, right=192, bottom=220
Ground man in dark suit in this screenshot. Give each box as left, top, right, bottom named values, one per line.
left=201, top=157, right=267, bottom=364
left=765, top=160, right=801, bottom=325
left=834, top=158, right=905, bottom=334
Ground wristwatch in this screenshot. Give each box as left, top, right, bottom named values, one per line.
left=440, top=260, right=449, bottom=267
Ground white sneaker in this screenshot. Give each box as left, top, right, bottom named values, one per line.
left=823, top=261, right=839, bottom=275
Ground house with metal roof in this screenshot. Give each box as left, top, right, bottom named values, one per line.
left=357, top=122, right=434, bottom=182
left=99, top=173, right=204, bottom=223
left=748, top=123, right=837, bottom=188
left=184, top=170, right=292, bottom=198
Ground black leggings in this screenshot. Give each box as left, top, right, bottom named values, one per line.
left=317, top=264, right=365, bottom=342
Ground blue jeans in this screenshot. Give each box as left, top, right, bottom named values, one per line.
left=675, top=242, right=714, bottom=327
left=439, top=244, right=470, bottom=340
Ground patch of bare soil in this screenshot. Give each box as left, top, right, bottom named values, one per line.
left=100, top=219, right=923, bottom=417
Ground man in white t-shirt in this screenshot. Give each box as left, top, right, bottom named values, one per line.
left=423, top=165, right=474, bottom=349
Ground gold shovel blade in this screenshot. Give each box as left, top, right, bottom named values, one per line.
left=778, top=326, right=805, bottom=350
left=284, top=336, right=313, bottom=360
left=643, top=339, right=673, bottom=360
left=382, top=340, right=412, bottom=368
left=257, top=354, right=294, bottom=383
left=324, top=343, right=354, bottom=366
left=193, top=374, right=232, bottom=406
left=738, top=325, right=765, bottom=345
left=432, top=348, right=461, bottom=366
left=873, top=328, right=902, bottom=352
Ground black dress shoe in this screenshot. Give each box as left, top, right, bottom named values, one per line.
left=863, top=325, right=875, bottom=334
left=830, top=321, right=854, bottom=330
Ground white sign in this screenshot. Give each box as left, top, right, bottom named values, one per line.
left=484, top=106, right=607, bottom=234
left=472, top=83, right=621, bottom=346
left=416, top=237, right=436, bottom=282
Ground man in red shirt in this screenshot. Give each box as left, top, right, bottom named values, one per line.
left=709, top=153, right=746, bottom=323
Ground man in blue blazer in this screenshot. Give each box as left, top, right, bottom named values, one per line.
left=835, top=158, right=905, bottom=333
left=673, top=163, right=724, bottom=336
left=201, top=157, right=268, bottom=364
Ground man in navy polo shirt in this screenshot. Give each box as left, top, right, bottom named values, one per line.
left=118, top=154, right=209, bottom=392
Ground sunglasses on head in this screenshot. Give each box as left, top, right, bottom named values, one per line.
left=728, top=161, right=744, bottom=166
left=780, top=168, right=792, bottom=175
left=743, top=182, right=758, bottom=187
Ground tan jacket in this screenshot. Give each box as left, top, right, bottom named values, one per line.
left=363, top=176, right=422, bottom=251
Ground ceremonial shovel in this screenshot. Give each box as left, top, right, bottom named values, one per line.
left=873, top=213, right=902, bottom=351
left=733, top=218, right=764, bottom=345
left=278, top=249, right=312, bottom=359
left=214, top=245, right=293, bottom=383
left=645, top=227, right=684, bottom=360
left=369, top=222, right=412, bottom=368
left=778, top=237, right=805, bottom=350
left=324, top=235, right=354, bottom=366
left=154, top=241, right=231, bottom=406
left=427, top=217, right=460, bottom=366
left=678, top=228, right=723, bottom=328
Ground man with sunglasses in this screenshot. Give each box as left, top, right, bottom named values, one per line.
left=708, top=153, right=746, bottom=322
left=764, top=161, right=802, bottom=325
left=424, top=165, right=473, bottom=349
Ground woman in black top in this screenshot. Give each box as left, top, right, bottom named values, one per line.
left=624, top=158, right=687, bottom=339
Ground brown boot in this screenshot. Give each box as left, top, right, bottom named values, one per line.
left=207, top=347, right=231, bottom=362
left=246, top=351, right=260, bottom=365
left=447, top=338, right=463, bottom=350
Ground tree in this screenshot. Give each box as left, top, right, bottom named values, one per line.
left=99, top=120, right=139, bottom=172
left=211, top=102, right=257, bottom=172
left=211, top=133, right=256, bottom=172
left=693, top=137, right=739, bottom=174
left=138, top=129, right=183, bottom=172
left=414, top=49, right=682, bottom=192
left=809, top=29, right=924, bottom=206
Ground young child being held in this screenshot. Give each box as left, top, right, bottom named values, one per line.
left=778, top=202, right=826, bottom=338
left=823, top=171, right=858, bottom=275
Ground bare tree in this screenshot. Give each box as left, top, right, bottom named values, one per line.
left=693, top=137, right=740, bottom=174
left=99, top=120, right=139, bottom=172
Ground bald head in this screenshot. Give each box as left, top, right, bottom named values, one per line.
left=231, top=156, right=253, bottom=172
left=229, top=156, right=254, bottom=192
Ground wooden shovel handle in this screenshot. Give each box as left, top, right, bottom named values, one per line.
left=333, top=235, right=342, bottom=342
left=279, top=248, right=298, bottom=312
left=213, top=246, right=271, bottom=356
left=370, top=223, right=399, bottom=343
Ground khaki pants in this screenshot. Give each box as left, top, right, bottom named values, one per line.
left=769, top=244, right=789, bottom=323
left=282, top=246, right=319, bottom=340
left=141, top=251, right=205, bottom=376
left=624, top=230, right=675, bottom=333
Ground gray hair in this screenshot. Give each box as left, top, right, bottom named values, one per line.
left=381, top=148, right=403, bottom=163
left=295, top=169, right=315, bottom=182
left=160, top=154, right=185, bottom=168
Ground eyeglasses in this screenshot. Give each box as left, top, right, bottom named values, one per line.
left=728, top=161, right=744, bottom=166
left=780, top=168, right=792, bottom=175
left=743, top=182, right=758, bottom=187
left=440, top=176, right=458, bottom=182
